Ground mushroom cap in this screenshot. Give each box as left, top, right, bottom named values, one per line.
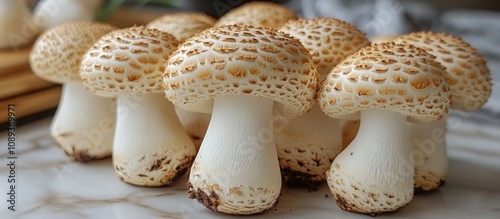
left=81, top=26, right=179, bottom=97
left=279, top=17, right=370, bottom=77
left=147, top=12, right=217, bottom=42
left=30, top=21, right=116, bottom=84
left=318, top=42, right=450, bottom=123
left=215, top=2, right=297, bottom=29
left=393, top=31, right=492, bottom=111
left=370, top=35, right=397, bottom=44
left=164, top=25, right=319, bottom=118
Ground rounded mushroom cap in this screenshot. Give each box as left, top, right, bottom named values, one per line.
left=81, top=26, right=179, bottom=97
left=279, top=17, right=370, bottom=77
left=30, top=21, right=116, bottom=84
left=370, top=35, right=397, bottom=44
left=318, top=42, right=450, bottom=123
left=392, top=31, right=492, bottom=111
left=164, top=25, right=318, bottom=118
left=147, top=12, right=216, bottom=42
left=215, top=2, right=297, bottom=29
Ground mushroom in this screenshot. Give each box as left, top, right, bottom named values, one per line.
left=370, top=35, right=397, bottom=44
left=164, top=25, right=318, bottom=215
left=29, top=21, right=116, bottom=162
left=215, top=1, right=297, bottom=29
left=276, top=17, right=370, bottom=189
left=318, top=42, right=450, bottom=215
left=339, top=35, right=397, bottom=150
left=81, top=26, right=196, bottom=186
left=33, top=0, right=103, bottom=31
left=147, top=12, right=217, bottom=149
left=0, top=0, right=38, bottom=49
left=341, top=120, right=359, bottom=149
left=147, top=12, right=216, bottom=42
left=392, top=31, right=492, bottom=192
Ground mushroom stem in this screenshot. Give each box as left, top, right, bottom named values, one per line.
left=175, top=107, right=211, bottom=150
left=113, top=93, right=196, bottom=187
left=188, top=95, right=281, bottom=215
left=50, top=82, right=115, bottom=162
left=408, top=118, right=447, bottom=192
left=327, top=109, right=414, bottom=216
left=276, top=104, right=342, bottom=189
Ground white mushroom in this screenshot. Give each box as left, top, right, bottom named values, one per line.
left=393, top=31, right=492, bottom=192
left=81, top=26, right=196, bottom=186
left=164, top=25, right=318, bottom=215
left=147, top=12, right=216, bottom=42
left=30, top=21, right=116, bottom=162
left=33, top=0, right=103, bottom=31
left=341, top=119, right=359, bottom=149
left=0, top=0, right=38, bottom=49
left=215, top=1, right=297, bottom=29
left=277, top=17, right=370, bottom=188
left=370, top=35, right=397, bottom=44
left=147, top=12, right=217, bottom=149
left=318, top=42, right=450, bottom=215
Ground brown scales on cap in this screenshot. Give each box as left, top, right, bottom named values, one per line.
left=393, top=31, right=492, bottom=111
left=81, top=26, right=179, bottom=97
left=30, top=21, right=116, bottom=83
left=215, top=2, right=297, bottom=29
left=280, top=18, right=371, bottom=77
left=164, top=25, right=318, bottom=118
left=147, top=12, right=217, bottom=42
left=319, top=42, right=450, bottom=123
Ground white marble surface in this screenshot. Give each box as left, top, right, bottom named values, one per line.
left=0, top=115, right=499, bottom=219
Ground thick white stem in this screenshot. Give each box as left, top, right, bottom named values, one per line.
left=51, top=82, right=115, bottom=161
left=175, top=107, right=211, bottom=150
left=188, top=95, right=280, bottom=215
left=408, top=118, right=447, bottom=192
left=276, top=104, right=341, bottom=187
left=341, top=119, right=360, bottom=149
left=113, top=93, right=196, bottom=187
left=327, top=110, right=414, bottom=215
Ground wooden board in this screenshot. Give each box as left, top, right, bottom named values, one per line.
left=0, top=86, right=61, bottom=124
left=0, top=68, right=55, bottom=99
left=0, top=46, right=32, bottom=75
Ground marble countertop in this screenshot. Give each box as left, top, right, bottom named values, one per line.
left=0, top=116, right=499, bottom=219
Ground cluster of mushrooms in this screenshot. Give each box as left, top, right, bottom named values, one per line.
left=29, top=2, right=492, bottom=216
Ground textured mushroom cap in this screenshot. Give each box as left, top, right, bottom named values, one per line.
left=393, top=31, right=492, bottom=111
left=147, top=12, right=216, bottom=42
left=370, top=35, right=397, bottom=44
left=81, top=26, right=179, bottom=97
left=215, top=2, right=297, bottom=29
left=318, top=42, right=450, bottom=123
left=280, top=17, right=370, bottom=77
left=30, top=21, right=116, bottom=84
left=164, top=25, right=318, bottom=118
